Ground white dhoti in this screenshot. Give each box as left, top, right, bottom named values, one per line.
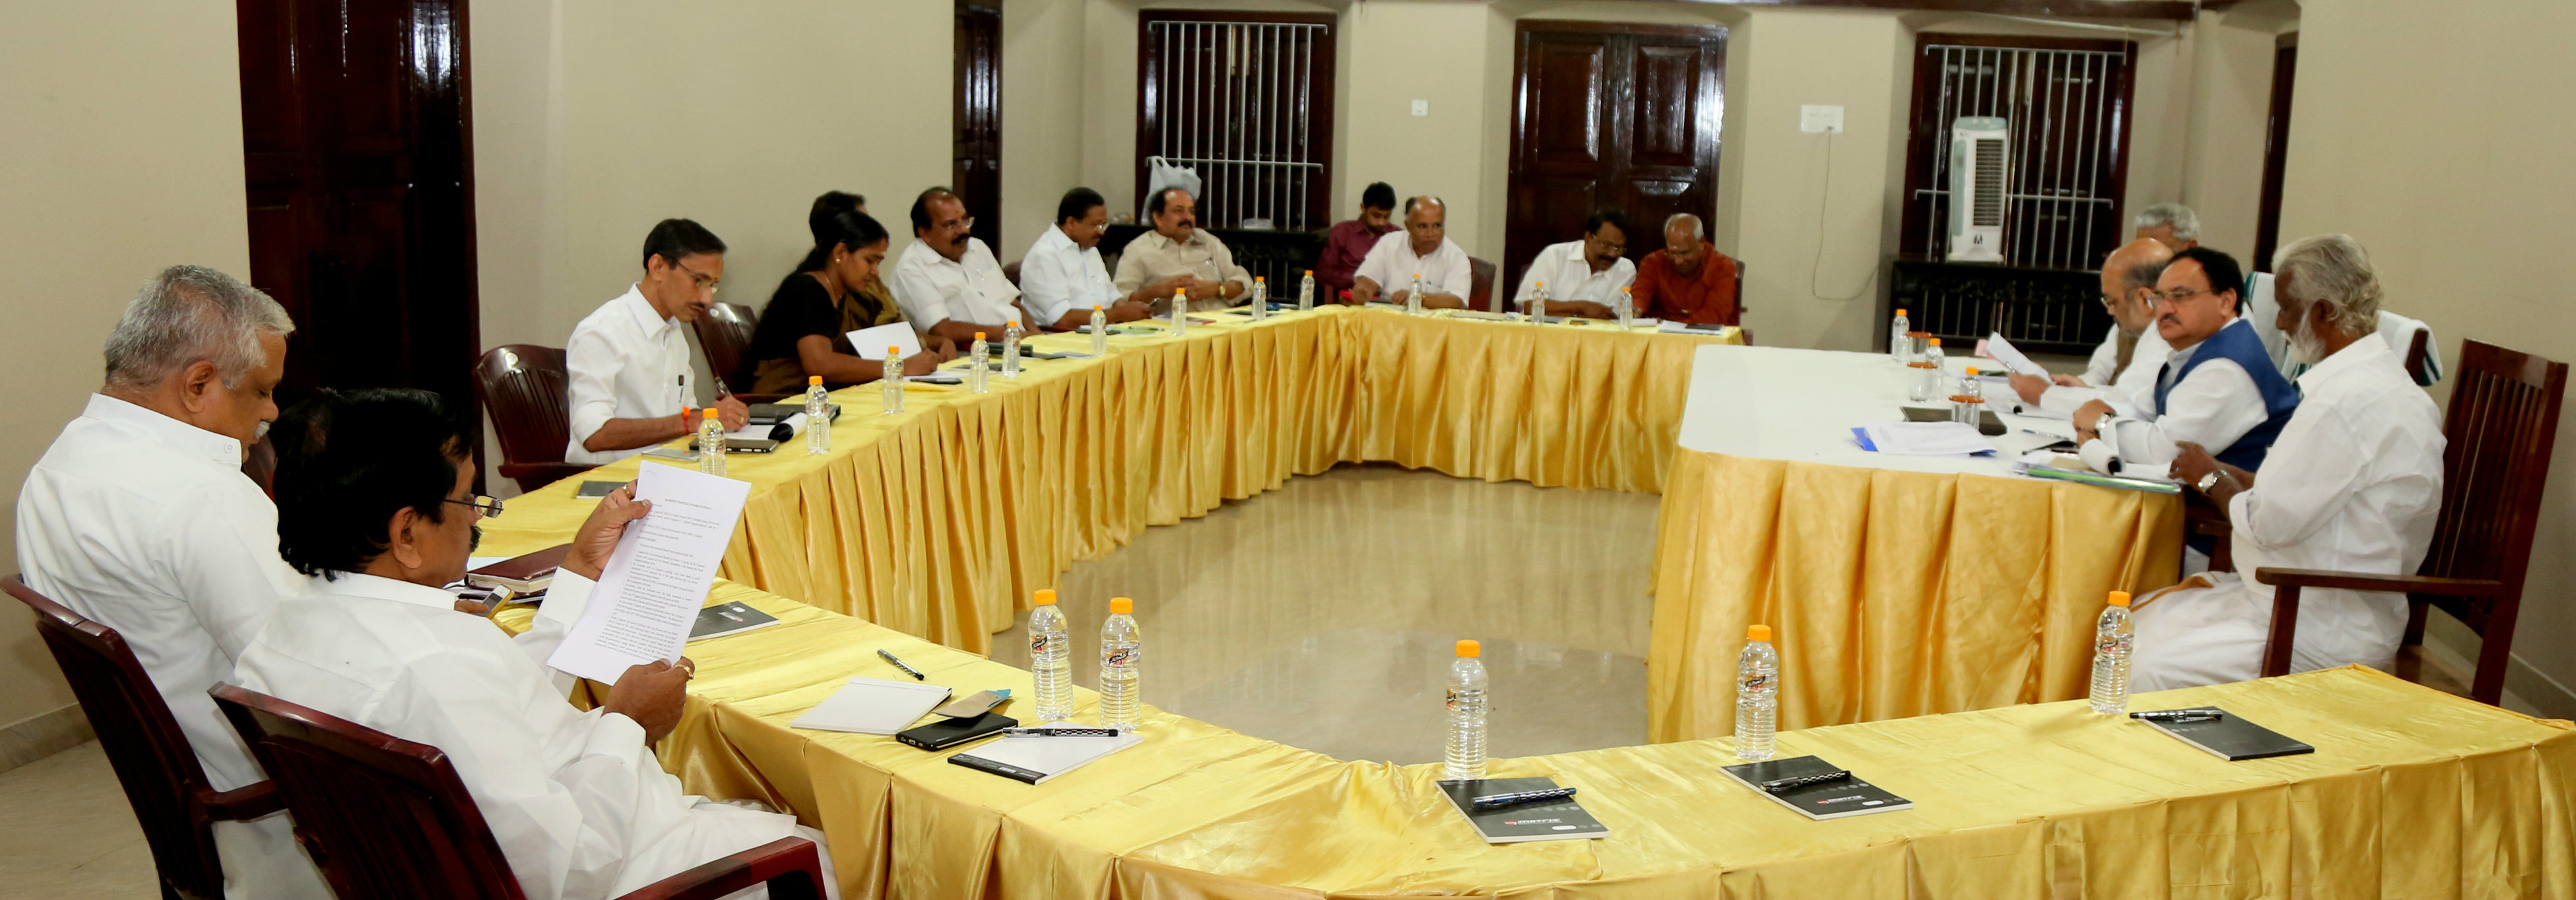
left=2129, top=571, right=2405, bottom=693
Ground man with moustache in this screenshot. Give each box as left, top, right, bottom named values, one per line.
left=564, top=218, right=750, bottom=465
left=1114, top=187, right=1254, bottom=313
left=2005, top=239, right=2174, bottom=415
left=1350, top=196, right=1473, bottom=309
left=890, top=186, right=1029, bottom=346
left=2071, top=246, right=2298, bottom=476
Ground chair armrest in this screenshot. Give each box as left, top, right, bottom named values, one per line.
left=616, top=837, right=824, bottom=900
left=2253, top=568, right=2507, bottom=596
left=197, top=780, right=283, bottom=821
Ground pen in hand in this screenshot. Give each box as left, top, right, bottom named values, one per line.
left=877, top=649, right=924, bottom=680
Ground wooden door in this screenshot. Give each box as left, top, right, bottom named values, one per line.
left=2251, top=34, right=2296, bottom=273
left=236, top=0, right=478, bottom=416
left=1506, top=22, right=1724, bottom=289
left=955, top=0, right=1004, bottom=251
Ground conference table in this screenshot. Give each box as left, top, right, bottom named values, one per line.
left=476, top=305, right=2573, bottom=897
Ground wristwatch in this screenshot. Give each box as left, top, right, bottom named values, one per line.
left=2197, top=470, right=2222, bottom=493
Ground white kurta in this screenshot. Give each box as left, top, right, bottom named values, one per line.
left=2129, top=336, right=2445, bottom=690
left=15, top=393, right=327, bottom=899
left=1512, top=240, right=1636, bottom=305
left=1352, top=230, right=1474, bottom=301
left=889, top=237, right=1021, bottom=332
left=1017, top=225, right=1118, bottom=327
left=2086, top=318, right=2276, bottom=472
left=2038, top=323, right=2172, bottom=416
left=564, top=286, right=694, bottom=466
left=233, top=572, right=806, bottom=899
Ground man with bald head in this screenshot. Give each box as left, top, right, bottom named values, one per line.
left=2007, top=239, right=2174, bottom=414
left=1351, top=196, right=1472, bottom=308
left=1630, top=213, right=1740, bottom=326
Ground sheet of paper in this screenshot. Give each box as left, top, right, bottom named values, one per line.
left=1859, top=421, right=1999, bottom=457
left=848, top=323, right=925, bottom=362
left=1980, top=333, right=2049, bottom=377
left=789, top=676, right=951, bottom=735
left=546, top=464, right=753, bottom=684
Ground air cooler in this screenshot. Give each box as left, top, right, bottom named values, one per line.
left=1945, top=116, right=2010, bottom=263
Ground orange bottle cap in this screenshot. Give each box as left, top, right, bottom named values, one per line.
left=1256, top=276, right=1266, bottom=281
left=1747, top=624, right=1772, bottom=641
left=1898, top=308, right=1908, bottom=315
left=1304, top=269, right=1313, bottom=274
left=1966, top=367, right=1980, bottom=375
left=1008, top=320, right=1018, bottom=327
left=886, top=346, right=900, bottom=354
left=1109, top=596, right=1134, bottom=614
left=809, top=375, right=823, bottom=385
left=2109, top=591, right=2132, bottom=607
left=1456, top=639, right=1481, bottom=658
left=1033, top=589, right=1057, bottom=606
left=703, top=408, right=719, bottom=418
left=1929, top=337, right=1943, bottom=346
left=976, top=332, right=987, bottom=340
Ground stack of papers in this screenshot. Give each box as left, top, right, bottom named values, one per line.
left=789, top=676, right=953, bottom=734
left=1850, top=422, right=1998, bottom=457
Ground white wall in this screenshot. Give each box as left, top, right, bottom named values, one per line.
left=0, top=0, right=252, bottom=730
left=2282, top=0, right=2576, bottom=709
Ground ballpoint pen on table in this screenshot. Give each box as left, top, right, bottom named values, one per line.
left=1469, top=787, right=1578, bottom=809
left=877, top=649, right=924, bottom=680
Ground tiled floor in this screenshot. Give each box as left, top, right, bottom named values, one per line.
left=0, top=739, right=158, bottom=897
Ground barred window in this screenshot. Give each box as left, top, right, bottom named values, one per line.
left=1136, top=11, right=1336, bottom=231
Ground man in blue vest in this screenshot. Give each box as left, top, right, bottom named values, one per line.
left=2071, top=246, right=2301, bottom=493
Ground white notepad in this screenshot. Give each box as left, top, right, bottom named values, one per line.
left=789, top=676, right=953, bottom=735
left=947, top=721, right=1143, bottom=784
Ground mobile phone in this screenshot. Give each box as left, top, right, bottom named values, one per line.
left=896, top=711, right=1018, bottom=750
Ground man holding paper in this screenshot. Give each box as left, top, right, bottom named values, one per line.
left=2005, top=239, right=2174, bottom=415
left=236, top=389, right=833, bottom=899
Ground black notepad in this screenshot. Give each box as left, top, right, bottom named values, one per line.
left=746, top=402, right=841, bottom=425
left=688, top=601, right=780, bottom=642
left=575, top=480, right=625, bottom=499
left=1719, top=755, right=1913, bottom=820
left=2137, top=707, right=2315, bottom=761
left=1435, top=777, right=1610, bottom=843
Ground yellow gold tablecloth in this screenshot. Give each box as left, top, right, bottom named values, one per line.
left=478, top=307, right=1737, bottom=654
left=1647, top=448, right=2186, bottom=744
left=643, top=582, right=2576, bottom=900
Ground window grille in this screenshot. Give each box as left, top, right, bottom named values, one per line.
left=1900, top=38, right=2136, bottom=271
left=1138, top=14, right=1336, bottom=232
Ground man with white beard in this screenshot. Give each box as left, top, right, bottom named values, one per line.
left=2129, top=234, right=2445, bottom=689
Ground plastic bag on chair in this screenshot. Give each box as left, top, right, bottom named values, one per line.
left=1142, top=156, right=1202, bottom=218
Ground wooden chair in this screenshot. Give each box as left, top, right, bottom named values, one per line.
left=210, top=684, right=825, bottom=900
left=2402, top=325, right=2433, bottom=386
left=692, top=302, right=794, bottom=404
left=2254, top=339, right=2567, bottom=704
left=471, top=345, right=592, bottom=494
left=1002, top=259, right=1022, bottom=288
left=240, top=435, right=277, bottom=500
left=1729, top=256, right=1751, bottom=344
left=1469, top=257, right=1497, bottom=313
left=5, top=576, right=282, bottom=900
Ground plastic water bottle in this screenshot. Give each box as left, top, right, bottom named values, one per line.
left=1250, top=276, right=1268, bottom=321
left=1028, top=589, right=1074, bottom=723
left=1298, top=269, right=1316, bottom=311
left=1890, top=307, right=1912, bottom=362
left=1099, top=596, right=1142, bottom=731
left=969, top=332, right=989, bottom=394
left=803, top=375, right=829, bottom=455
left=1911, top=337, right=1945, bottom=402
left=1001, top=320, right=1021, bottom=379
left=2090, top=591, right=2135, bottom=714
left=1444, top=639, right=1489, bottom=781
left=880, top=345, right=905, bottom=415
left=1526, top=282, right=1548, bottom=324
left=1405, top=273, right=1425, bottom=317
left=1734, top=624, right=1778, bottom=761
left=1089, top=305, right=1109, bottom=356
left=696, top=408, right=726, bottom=477
left=1169, top=289, right=1188, bottom=336
left=1616, top=286, right=1635, bottom=330
left=1952, top=367, right=1986, bottom=425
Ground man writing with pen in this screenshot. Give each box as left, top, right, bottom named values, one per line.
left=564, top=218, right=752, bottom=465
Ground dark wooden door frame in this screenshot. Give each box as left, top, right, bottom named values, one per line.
left=2251, top=31, right=2296, bottom=273
left=1505, top=19, right=1725, bottom=290
left=954, top=0, right=1004, bottom=253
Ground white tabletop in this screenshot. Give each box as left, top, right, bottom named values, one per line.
left=1677, top=344, right=2077, bottom=476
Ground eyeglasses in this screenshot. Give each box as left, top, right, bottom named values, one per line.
left=673, top=260, right=721, bottom=296
left=1593, top=239, right=1628, bottom=255
left=444, top=495, right=504, bottom=519
left=942, top=216, right=978, bottom=233
left=2157, top=286, right=2212, bottom=305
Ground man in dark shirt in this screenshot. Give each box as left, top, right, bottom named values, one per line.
left=1314, top=181, right=1397, bottom=298
left=1631, top=213, right=1739, bottom=326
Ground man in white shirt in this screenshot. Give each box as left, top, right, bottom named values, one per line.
left=1352, top=196, right=1474, bottom=309
left=891, top=187, right=1027, bottom=346
left=1513, top=207, right=1637, bottom=319
left=15, top=265, right=327, bottom=897
left=1019, top=187, right=1150, bottom=331
left=564, top=218, right=749, bottom=466
left=2133, top=234, right=2442, bottom=690
left=2007, top=239, right=2174, bottom=415
left=237, top=387, right=833, bottom=899
left=2072, top=247, right=2300, bottom=480
left=1112, top=187, right=1255, bottom=313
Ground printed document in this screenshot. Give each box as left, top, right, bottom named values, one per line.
left=848, top=323, right=925, bottom=362
left=547, top=463, right=752, bottom=684
left=1980, top=332, right=2050, bottom=377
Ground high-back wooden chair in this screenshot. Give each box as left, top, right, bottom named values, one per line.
left=5, top=577, right=282, bottom=900
left=2256, top=339, right=2567, bottom=703
left=690, top=302, right=760, bottom=396
left=210, top=684, right=824, bottom=900
left=472, top=345, right=592, bottom=493
left=1470, top=257, right=1497, bottom=313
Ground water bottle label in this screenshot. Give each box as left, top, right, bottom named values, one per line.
left=2096, top=634, right=2129, bottom=655
left=1031, top=633, right=1050, bottom=655
left=1740, top=672, right=1769, bottom=692
left=1444, top=688, right=1468, bottom=711
left=1105, top=646, right=1138, bottom=667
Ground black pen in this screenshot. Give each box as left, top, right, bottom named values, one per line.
left=1470, top=787, right=1576, bottom=809
left=1760, top=770, right=1852, bottom=794
left=1002, top=726, right=1120, bottom=738
left=876, top=649, right=924, bottom=680
left=2129, top=709, right=2224, bottom=722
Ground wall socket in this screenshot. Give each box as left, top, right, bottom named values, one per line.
left=1411, top=99, right=1429, bottom=117
left=1800, top=104, right=1844, bottom=134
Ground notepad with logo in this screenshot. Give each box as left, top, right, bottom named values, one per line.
left=1720, top=755, right=1912, bottom=820
left=947, top=721, right=1142, bottom=785
left=788, top=677, right=952, bottom=735
left=1436, top=777, right=1609, bottom=843
left=2137, top=707, right=2315, bottom=761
